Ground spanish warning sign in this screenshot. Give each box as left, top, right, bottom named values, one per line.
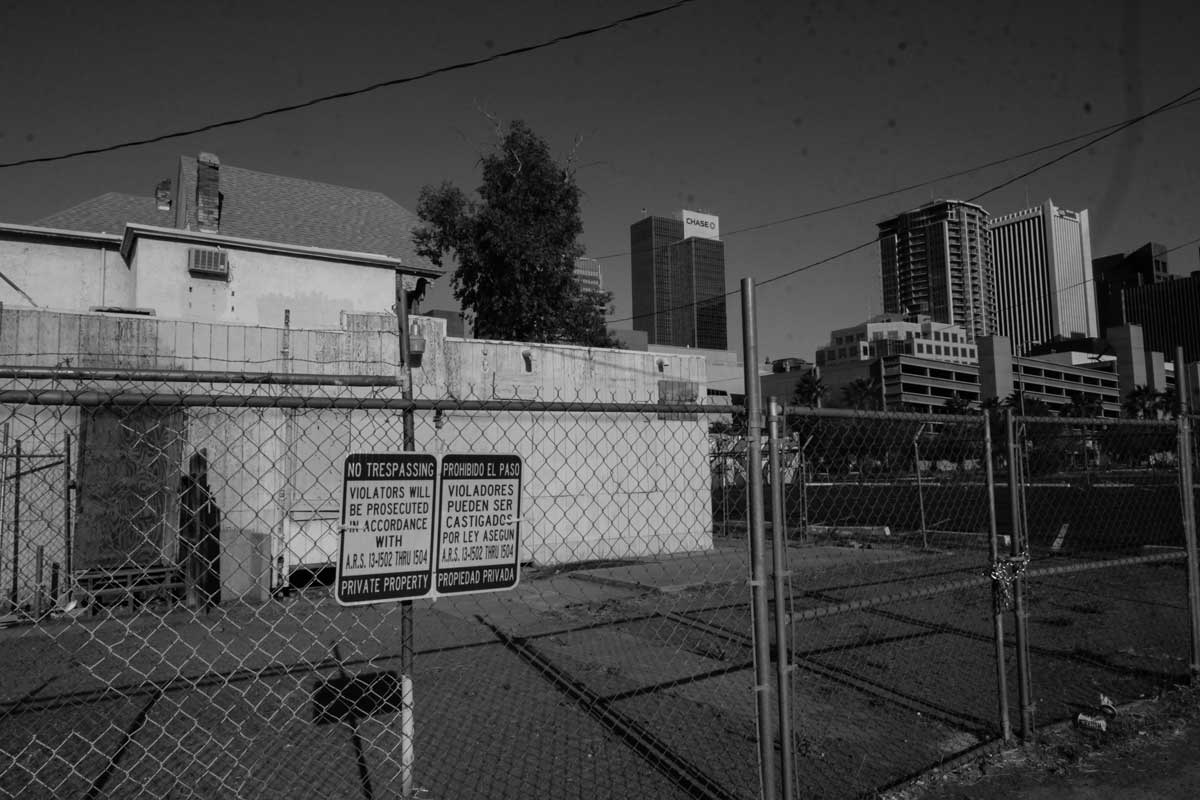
left=435, top=454, right=522, bottom=596
left=335, top=453, right=438, bottom=605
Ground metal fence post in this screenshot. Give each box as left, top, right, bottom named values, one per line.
left=741, top=278, right=778, bottom=800
left=0, top=423, right=7, bottom=610
left=913, top=423, right=927, bottom=549
left=395, top=271, right=417, bottom=800
left=983, top=410, right=1013, bottom=742
left=9, top=439, right=19, bottom=609
left=1005, top=409, right=1035, bottom=739
left=767, top=397, right=796, bottom=800
left=799, top=435, right=811, bottom=543
left=63, top=431, right=72, bottom=598
left=34, top=545, right=44, bottom=618
left=1175, top=347, right=1200, bottom=682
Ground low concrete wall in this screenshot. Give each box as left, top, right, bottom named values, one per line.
left=1, top=307, right=716, bottom=600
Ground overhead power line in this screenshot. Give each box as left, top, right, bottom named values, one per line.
left=997, top=229, right=1200, bottom=320
left=606, top=82, right=1200, bottom=327
left=594, top=95, right=1200, bottom=262
left=0, top=0, right=698, bottom=170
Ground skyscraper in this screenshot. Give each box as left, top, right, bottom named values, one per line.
left=1094, top=244, right=1200, bottom=362
left=573, top=257, right=603, bottom=293
left=991, top=200, right=1097, bottom=355
left=630, top=210, right=727, bottom=350
left=878, top=200, right=996, bottom=342
left=1092, top=242, right=1172, bottom=335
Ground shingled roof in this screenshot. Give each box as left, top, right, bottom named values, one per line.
left=34, top=192, right=171, bottom=234
left=33, top=155, right=437, bottom=272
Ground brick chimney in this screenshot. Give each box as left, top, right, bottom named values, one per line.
left=154, top=179, right=172, bottom=212
left=195, top=152, right=221, bottom=233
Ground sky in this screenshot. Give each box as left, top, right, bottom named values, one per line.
left=2, top=0, right=1199, bottom=388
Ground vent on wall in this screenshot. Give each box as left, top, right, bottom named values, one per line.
left=188, top=247, right=229, bottom=278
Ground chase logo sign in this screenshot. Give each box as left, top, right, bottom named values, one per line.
left=681, top=210, right=719, bottom=240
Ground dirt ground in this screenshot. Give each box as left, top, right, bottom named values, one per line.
left=889, top=685, right=1200, bottom=800
left=2, top=542, right=1194, bottom=799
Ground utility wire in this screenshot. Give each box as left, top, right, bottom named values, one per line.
left=967, top=86, right=1200, bottom=202
left=1165, top=235, right=1200, bottom=256
left=995, top=227, right=1200, bottom=320
left=594, top=95, right=1200, bottom=262
left=606, top=83, right=1200, bottom=327
left=0, top=0, right=698, bottom=170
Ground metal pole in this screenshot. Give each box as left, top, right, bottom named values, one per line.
left=913, top=423, right=927, bottom=549
left=1006, top=409, right=1035, bottom=739
left=395, top=272, right=417, bottom=800
left=800, top=435, right=812, bottom=543
left=277, top=309, right=293, bottom=596
left=35, top=545, right=44, bottom=618
left=767, top=397, right=796, bottom=800
left=63, top=431, right=72, bottom=593
left=0, top=423, right=7, bottom=609
left=1174, top=347, right=1200, bottom=682
left=983, top=411, right=1013, bottom=742
left=741, top=278, right=777, bottom=800
left=10, top=440, right=20, bottom=609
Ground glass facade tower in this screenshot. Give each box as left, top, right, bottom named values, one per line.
left=630, top=213, right=727, bottom=350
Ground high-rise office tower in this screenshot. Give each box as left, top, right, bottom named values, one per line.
left=878, top=200, right=996, bottom=342
left=630, top=210, right=727, bottom=350
left=1093, top=244, right=1200, bottom=361
left=1119, top=271, right=1200, bottom=362
left=573, top=257, right=603, bottom=293
left=991, top=200, right=1097, bottom=355
left=1092, top=242, right=1172, bottom=335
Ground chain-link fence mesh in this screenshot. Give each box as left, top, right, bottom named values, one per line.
left=0, top=368, right=758, bottom=800
left=770, top=407, right=1001, bottom=797
left=1013, top=415, right=1195, bottom=738
left=2, top=370, right=1198, bottom=800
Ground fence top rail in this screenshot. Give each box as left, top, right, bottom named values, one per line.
left=780, top=405, right=985, bottom=424
left=0, top=388, right=730, bottom=415
left=0, top=365, right=400, bottom=387
left=1016, top=413, right=1179, bottom=429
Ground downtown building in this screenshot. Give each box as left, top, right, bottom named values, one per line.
left=573, top=257, right=603, bottom=293
left=1112, top=269, right=1200, bottom=363
left=878, top=200, right=997, bottom=343
left=1093, top=243, right=1200, bottom=362
left=630, top=210, right=727, bottom=350
left=1092, top=242, right=1172, bottom=333
left=990, top=200, right=1097, bottom=355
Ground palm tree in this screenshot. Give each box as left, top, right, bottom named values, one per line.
left=1122, top=385, right=1162, bottom=420
left=940, top=393, right=973, bottom=415
left=1061, top=392, right=1104, bottom=419
left=841, top=377, right=881, bottom=410
left=1155, top=387, right=1179, bottom=420
left=792, top=372, right=827, bottom=409
left=1004, top=389, right=1054, bottom=418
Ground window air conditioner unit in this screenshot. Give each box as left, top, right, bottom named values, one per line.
left=188, top=247, right=229, bottom=278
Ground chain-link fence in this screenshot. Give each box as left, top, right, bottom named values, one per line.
left=0, top=367, right=759, bottom=800
left=1011, top=414, right=1198, bottom=742
left=1, top=365, right=1198, bottom=800
left=772, top=407, right=1004, bottom=798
